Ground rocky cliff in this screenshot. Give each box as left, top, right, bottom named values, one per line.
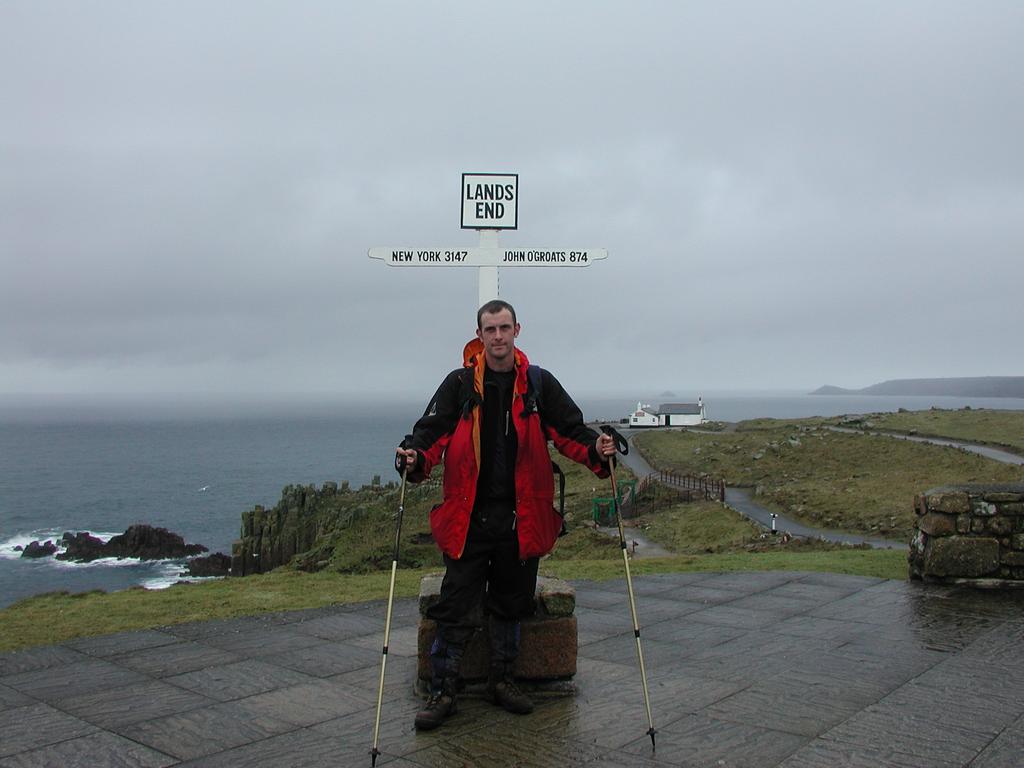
left=231, top=478, right=442, bottom=576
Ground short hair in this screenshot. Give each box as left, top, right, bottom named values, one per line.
left=477, top=299, right=517, bottom=328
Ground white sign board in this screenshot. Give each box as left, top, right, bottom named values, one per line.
left=368, top=247, right=607, bottom=267
left=461, top=173, right=518, bottom=230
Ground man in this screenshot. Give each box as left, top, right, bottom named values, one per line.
left=396, top=299, right=616, bottom=731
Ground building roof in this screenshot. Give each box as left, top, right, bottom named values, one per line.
left=659, top=403, right=702, bottom=415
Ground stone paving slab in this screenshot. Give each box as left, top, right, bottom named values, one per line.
left=57, top=679, right=213, bottom=730
left=108, top=641, right=241, bottom=678
left=0, top=702, right=98, bottom=758
left=163, top=658, right=317, bottom=701
left=114, top=700, right=296, bottom=762
left=1, top=571, right=1023, bottom=767
left=66, top=629, right=181, bottom=659
left=1, top=658, right=149, bottom=703
left=0, top=685, right=33, bottom=712
left=0, top=730, right=176, bottom=768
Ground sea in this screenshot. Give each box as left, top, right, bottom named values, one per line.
left=3, top=391, right=1024, bottom=609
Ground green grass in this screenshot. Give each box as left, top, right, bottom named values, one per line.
left=737, top=408, right=1024, bottom=455
left=634, top=424, right=1023, bottom=540
left=849, top=408, right=1024, bottom=454
left=629, top=499, right=760, bottom=553
left=0, top=549, right=907, bottom=652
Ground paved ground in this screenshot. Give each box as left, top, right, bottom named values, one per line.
left=2, top=572, right=1023, bottom=767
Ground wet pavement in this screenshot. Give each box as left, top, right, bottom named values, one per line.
left=2, top=571, right=1023, bottom=767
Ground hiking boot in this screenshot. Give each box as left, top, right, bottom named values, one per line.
left=414, top=687, right=458, bottom=730
left=486, top=666, right=534, bottom=715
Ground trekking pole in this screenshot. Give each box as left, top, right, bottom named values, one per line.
left=601, top=425, right=657, bottom=750
left=370, top=450, right=410, bottom=767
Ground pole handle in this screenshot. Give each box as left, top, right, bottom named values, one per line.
left=600, top=424, right=629, bottom=455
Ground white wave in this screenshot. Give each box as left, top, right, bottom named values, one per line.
left=197, top=485, right=210, bottom=492
left=141, top=562, right=225, bottom=590
left=47, top=554, right=168, bottom=571
left=140, top=561, right=191, bottom=590
left=0, top=529, right=119, bottom=561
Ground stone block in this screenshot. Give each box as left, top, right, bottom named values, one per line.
left=416, top=616, right=577, bottom=682
left=956, top=515, right=972, bottom=534
left=926, top=491, right=970, bottom=514
left=1012, top=534, right=1024, bottom=550
left=983, top=492, right=1024, bottom=503
left=998, top=502, right=1024, bottom=515
left=909, top=530, right=925, bottom=556
left=972, top=500, right=998, bottom=516
left=537, top=578, right=575, bottom=617
left=416, top=574, right=577, bottom=684
left=417, top=574, right=573, bottom=618
left=923, top=536, right=1000, bottom=578
left=1002, top=551, right=1024, bottom=568
left=918, top=513, right=956, bottom=537
left=988, top=516, right=1014, bottom=537
left=417, top=574, right=446, bottom=617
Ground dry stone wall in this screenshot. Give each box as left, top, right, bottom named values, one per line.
left=909, top=483, right=1024, bottom=585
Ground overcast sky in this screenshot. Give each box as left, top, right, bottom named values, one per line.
left=2, top=1, right=1022, bottom=400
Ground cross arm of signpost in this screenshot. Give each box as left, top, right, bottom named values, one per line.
left=367, top=245, right=608, bottom=267
left=368, top=232, right=607, bottom=307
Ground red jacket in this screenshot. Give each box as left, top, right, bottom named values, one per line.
left=405, top=340, right=608, bottom=560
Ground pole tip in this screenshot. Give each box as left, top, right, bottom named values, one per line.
left=370, top=747, right=380, bottom=767
left=648, top=728, right=657, bottom=751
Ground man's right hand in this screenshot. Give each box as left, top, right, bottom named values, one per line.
left=396, top=447, right=418, bottom=471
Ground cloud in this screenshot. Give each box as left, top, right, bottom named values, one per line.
left=2, top=0, right=1023, bottom=397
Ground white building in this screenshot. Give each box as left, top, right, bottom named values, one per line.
left=628, top=398, right=706, bottom=427
left=629, top=403, right=660, bottom=427
left=659, top=399, right=706, bottom=426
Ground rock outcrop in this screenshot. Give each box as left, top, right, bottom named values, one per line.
left=19, top=540, right=58, bottom=558
left=56, top=532, right=109, bottom=561
left=55, top=525, right=207, bottom=562
left=231, top=483, right=344, bottom=576
left=230, top=478, right=441, bottom=577
left=185, top=552, right=231, bottom=577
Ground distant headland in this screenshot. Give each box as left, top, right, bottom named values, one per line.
left=811, top=376, right=1024, bottom=398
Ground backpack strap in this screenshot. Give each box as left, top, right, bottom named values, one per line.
left=551, top=460, right=567, bottom=536
left=524, top=365, right=568, bottom=535
left=458, top=367, right=481, bottom=419
left=523, top=364, right=544, bottom=418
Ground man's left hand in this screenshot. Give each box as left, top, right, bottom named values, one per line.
left=595, top=433, right=617, bottom=461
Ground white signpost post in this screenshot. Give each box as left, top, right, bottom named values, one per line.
left=369, top=173, right=607, bottom=307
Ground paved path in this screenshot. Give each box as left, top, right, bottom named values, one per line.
left=2, top=572, right=1023, bottom=767
left=725, top=488, right=906, bottom=550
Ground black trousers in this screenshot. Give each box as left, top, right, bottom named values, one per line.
left=426, top=506, right=539, bottom=648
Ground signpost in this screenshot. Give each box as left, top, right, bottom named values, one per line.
left=369, top=173, right=607, bottom=307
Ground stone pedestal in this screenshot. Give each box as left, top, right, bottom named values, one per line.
left=416, top=574, right=578, bottom=695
